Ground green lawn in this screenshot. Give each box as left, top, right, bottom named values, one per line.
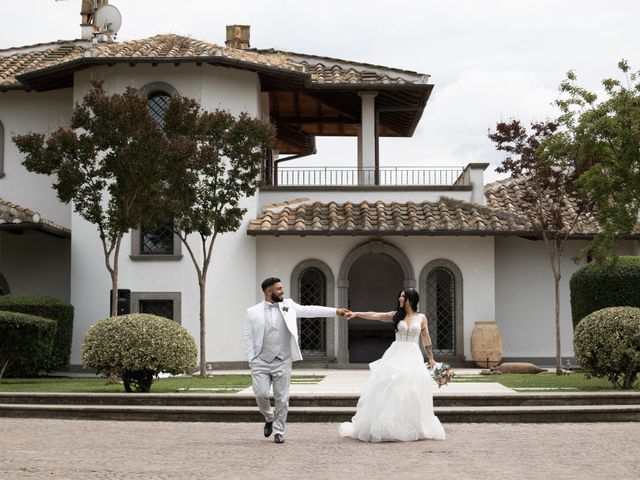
left=452, top=372, right=639, bottom=391
left=0, top=373, right=637, bottom=393
left=0, top=375, right=325, bottom=394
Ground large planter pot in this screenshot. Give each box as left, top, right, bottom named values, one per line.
left=470, top=321, right=503, bottom=368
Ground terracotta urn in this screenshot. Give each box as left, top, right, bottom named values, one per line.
left=470, top=321, right=503, bottom=368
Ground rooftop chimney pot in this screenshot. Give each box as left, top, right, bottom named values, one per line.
left=225, top=25, right=251, bottom=49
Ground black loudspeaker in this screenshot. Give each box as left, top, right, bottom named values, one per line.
left=109, top=289, right=131, bottom=316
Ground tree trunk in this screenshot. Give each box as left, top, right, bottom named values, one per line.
left=105, top=235, right=122, bottom=317
left=199, top=278, right=207, bottom=378
left=554, top=270, right=562, bottom=375
left=106, top=236, right=122, bottom=385
left=110, top=271, right=118, bottom=317
left=0, top=356, right=10, bottom=379
left=624, top=371, right=637, bottom=390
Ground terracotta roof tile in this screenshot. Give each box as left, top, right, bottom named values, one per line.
left=483, top=176, right=606, bottom=235
left=248, top=197, right=530, bottom=236
left=269, top=50, right=429, bottom=86
left=2, top=34, right=429, bottom=90
left=0, top=198, right=70, bottom=237
left=0, top=41, right=86, bottom=88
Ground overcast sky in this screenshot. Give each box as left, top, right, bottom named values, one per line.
left=2, top=0, right=639, bottom=182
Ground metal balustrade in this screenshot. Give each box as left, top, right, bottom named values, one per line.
left=266, top=166, right=467, bottom=187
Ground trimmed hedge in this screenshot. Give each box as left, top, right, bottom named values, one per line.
left=570, top=256, right=640, bottom=329
left=0, top=311, right=56, bottom=378
left=574, top=306, right=640, bottom=389
left=0, top=294, right=74, bottom=372
left=82, top=313, right=197, bottom=393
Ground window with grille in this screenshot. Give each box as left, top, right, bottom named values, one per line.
left=140, top=224, right=174, bottom=255
left=148, top=91, right=171, bottom=130
left=426, top=267, right=455, bottom=355
left=139, top=299, right=174, bottom=320
left=297, top=267, right=327, bottom=356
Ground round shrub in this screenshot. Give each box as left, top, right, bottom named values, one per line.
left=0, top=294, right=74, bottom=372
left=81, top=313, right=197, bottom=392
left=0, top=311, right=56, bottom=378
left=570, top=256, right=640, bottom=329
left=574, top=307, right=640, bottom=389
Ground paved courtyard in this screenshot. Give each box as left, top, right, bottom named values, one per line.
left=1, top=419, right=637, bottom=479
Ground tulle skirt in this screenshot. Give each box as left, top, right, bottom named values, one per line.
left=339, top=341, right=445, bottom=442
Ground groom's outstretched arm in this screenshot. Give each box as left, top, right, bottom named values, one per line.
left=289, top=300, right=341, bottom=318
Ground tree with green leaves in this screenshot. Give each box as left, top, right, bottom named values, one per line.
left=489, top=119, right=589, bottom=375
left=156, top=96, right=275, bottom=377
left=13, top=80, right=167, bottom=317
left=555, top=60, right=640, bottom=257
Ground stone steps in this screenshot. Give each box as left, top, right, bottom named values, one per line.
left=1, top=402, right=639, bottom=423
left=1, top=392, right=639, bottom=407
left=0, top=392, right=639, bottom=422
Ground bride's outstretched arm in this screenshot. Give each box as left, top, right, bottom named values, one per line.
left=346, top=311, right=395, bottom=322
left=421, top=315, right=436, bottom=367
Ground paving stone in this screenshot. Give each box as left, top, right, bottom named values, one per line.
left=0, top=419, right=637, bottom=479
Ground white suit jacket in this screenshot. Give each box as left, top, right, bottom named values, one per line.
left=243, top=298, right=337, bottom=363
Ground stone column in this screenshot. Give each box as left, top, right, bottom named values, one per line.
left=337, top=278, right=350, bottom=364
left=358, top=92, right=378, bottom=186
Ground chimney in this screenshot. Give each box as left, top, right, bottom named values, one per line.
left=80, top=0, right=109, bottom=39
left=225, top=25, right=251, bottom=49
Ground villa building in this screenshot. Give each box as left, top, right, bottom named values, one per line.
left=1, top=3, right=637, bottom=369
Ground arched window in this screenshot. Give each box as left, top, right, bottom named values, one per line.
left=420, top=259, right=463, bottom=358
left=139, top=81, right=178, bottom=131
left=426, top=267, right=455, bottom=355
left=291, top=259, right=336, bottom=359
left=129, top=83, right=180, bottom=260
left=297, top=267, right=327, bottom=356
left=147, top=90, right=171, bottom=130
left=0, top=120, right=5, bottom=177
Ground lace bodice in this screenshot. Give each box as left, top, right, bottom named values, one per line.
left=395, top=320, right=421, bottom=343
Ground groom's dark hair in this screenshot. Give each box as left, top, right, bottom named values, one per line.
left=261, top=277, right=281, bottom=292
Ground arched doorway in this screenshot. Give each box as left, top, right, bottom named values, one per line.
left=338, top=240, right=415, bottom=364
left=348, top=253, right=403, bottom=362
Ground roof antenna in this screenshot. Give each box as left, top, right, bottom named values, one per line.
left=80, top=1, right=121, bottom=42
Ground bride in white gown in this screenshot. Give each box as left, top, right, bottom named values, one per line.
left=339, top=288, right=445, bottom=442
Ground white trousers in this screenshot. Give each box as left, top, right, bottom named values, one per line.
left=250, top=357, right=292, bottom=435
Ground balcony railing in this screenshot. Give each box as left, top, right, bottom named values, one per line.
left=266, top=166, right=467, bottom=187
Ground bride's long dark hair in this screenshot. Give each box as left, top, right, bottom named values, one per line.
left=393, top=288, right=420, bottom=330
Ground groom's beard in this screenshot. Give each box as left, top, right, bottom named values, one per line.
left=271, top=292, right=284, bottom=303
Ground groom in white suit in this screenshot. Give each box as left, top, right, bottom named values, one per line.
left=244, top=277, right=348, bottom=443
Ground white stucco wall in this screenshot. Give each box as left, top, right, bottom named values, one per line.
left=254, top=235, right=495, bottom=362
left=494, top=237, right=636, bottom=360
left=0, top=89, right=73, bottom=227
left=72, top=63, right=260, bottom=110
left=69, top=63, right=262, bottom=366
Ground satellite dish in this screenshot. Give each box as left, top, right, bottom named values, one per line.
left=94, top=4, right=122, bottom=35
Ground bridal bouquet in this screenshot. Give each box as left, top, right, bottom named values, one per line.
left=429, top=362, right=455, bottom=388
